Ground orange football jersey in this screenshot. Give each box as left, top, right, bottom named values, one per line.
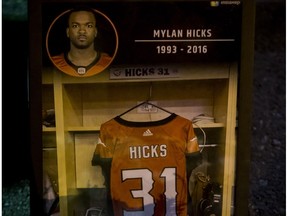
left=51, top=52, right=112, bottom=77
left=93, top=114, right=198, bottom=216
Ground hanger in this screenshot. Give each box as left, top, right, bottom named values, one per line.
left=118, top=83, right=173, bottom=117
left=118, top=100, right=173, bottom=117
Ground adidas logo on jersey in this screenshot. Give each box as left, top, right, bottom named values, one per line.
left=143, top=129, right=153, bottom=136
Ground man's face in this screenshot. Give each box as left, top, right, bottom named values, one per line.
left=66, top=11, right=97, bottom=49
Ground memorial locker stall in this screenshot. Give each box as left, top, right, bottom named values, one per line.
left=30, top=1, right=255, bottom=215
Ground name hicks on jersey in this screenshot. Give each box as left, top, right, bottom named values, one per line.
left=129, top=144, right=167, bottom=159
left=153, top=29, right=212, bottom=38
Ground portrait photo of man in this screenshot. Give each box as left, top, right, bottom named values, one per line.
left=46, top=6, right=118, bottom=77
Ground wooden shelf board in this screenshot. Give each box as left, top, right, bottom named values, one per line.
left=65, top=123, right=224, bottom=132
left=42, top=63, right=231, bottom=84
left=43, top=126, right=56, bottom=132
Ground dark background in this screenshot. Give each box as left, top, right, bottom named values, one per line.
left=2, top=0, right=285, bottom=215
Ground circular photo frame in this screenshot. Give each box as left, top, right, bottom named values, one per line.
left=46, top=7, right=118, bottom=77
